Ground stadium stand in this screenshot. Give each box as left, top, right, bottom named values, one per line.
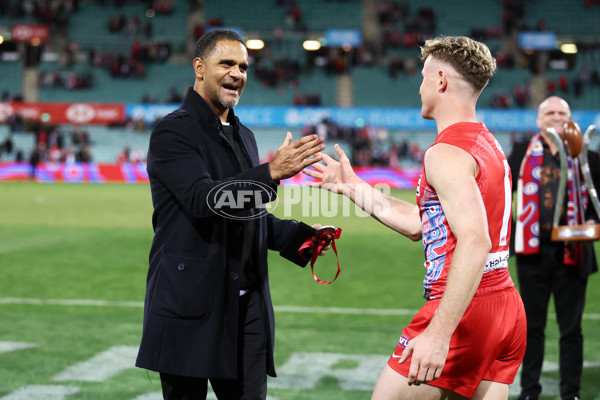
left=204, top=0, right=361, bottom=34
left=0, top=59, right=23, bottom=98
left=352, top=65, right=421, bottom=108
left=37, top=60, right=191, bottom=103
left=522, top=0, right=600, bottom=36
left=65, top=1, right=188, bottom=54
left=0, top=0, right=599, bottom=164
left=0, top=125, right=33, bottom=162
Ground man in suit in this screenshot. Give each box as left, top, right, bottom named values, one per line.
left=135, top=29, right=329, bottom=400
left=508, top=96, right=599, bottom=400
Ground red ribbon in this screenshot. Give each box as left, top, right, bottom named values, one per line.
left=298, top=228, right=342, bottom=285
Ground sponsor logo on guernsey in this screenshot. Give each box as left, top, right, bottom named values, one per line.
left=484, top=251, right=509, bottom=272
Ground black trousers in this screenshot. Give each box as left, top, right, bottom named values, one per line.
left=160, top=290, right=268, bottom=400
left=516, top=247, right=587, bottom=400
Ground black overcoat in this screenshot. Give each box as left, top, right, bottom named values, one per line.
left=135, top=88, right=312, bottom=379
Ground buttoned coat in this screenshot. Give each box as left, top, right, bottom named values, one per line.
left=135, top=88, right=312, bottom=379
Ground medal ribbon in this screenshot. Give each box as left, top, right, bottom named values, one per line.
left=298, top=228, right=342, bottom=285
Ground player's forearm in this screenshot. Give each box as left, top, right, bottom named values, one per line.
left=375, top=198, right=422, bottom=240
left=344, top=182, right=422, bottom=240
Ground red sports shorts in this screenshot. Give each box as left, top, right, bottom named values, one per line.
left=387, top=287, right=527, bottom=398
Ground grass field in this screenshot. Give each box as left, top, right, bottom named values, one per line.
left=1, top=182, right=599, bottom=400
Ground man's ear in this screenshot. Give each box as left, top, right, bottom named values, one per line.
left=193, top=58, right=204, bottom=80
left=438, top=70, right=448, bottom=93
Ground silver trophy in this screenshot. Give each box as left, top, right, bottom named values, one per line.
left=546, top=121, right=600, bottom=241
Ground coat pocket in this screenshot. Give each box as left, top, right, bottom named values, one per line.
left=150, top=253, right=214, bottom=319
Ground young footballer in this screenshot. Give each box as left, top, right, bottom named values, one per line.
left=304, top=36, right=527, bottom=400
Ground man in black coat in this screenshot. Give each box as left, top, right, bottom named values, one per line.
left=135, top=29, right=329, bottom=399
left=507, top=96, right=599, bottom=400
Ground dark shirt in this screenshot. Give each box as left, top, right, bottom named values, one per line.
left=222, top=123, right=257, bottom=291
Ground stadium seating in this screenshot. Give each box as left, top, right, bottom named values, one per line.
left=352, top=65, right=422, bottom=108
left=204, top=0, right=361, bottom=34
left=65, top=1, right=188, bottom=53
left=0, top=59, right=23, bottom=96
left=1, top=0, right=600, bottom=165
left=0, top=125, right=34, bottom=162
left=523, top=0, right=600, bottom=36
left=81, top=125, right=150, bottom=162
left=37, top=60, right=191, bottom=103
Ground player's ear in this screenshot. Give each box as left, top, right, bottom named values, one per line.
left=438, top=70, right=448, bottom=93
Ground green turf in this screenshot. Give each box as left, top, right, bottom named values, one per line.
left=0, top=182, right=599, bottom=399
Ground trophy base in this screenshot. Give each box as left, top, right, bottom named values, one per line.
left=551, top=224, right=600, bottom=241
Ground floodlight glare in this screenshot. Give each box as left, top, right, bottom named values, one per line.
left=303, top=40, right=321, bottom=51
left=246, top=39, right=265, bottom=50
left=560, top=43, right=577, bottom=54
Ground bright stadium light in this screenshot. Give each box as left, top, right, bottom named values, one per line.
left=560, top=43, right=578, bottom=54
left=246, top=39, right=264, bottom=50
left=303, top=40, right=321, bottom=51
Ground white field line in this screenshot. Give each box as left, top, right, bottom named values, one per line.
left=52, top=346, right=139, bottom=382
left=1, top=297, right=600, bottom=320
left=0, top=342, right=37, bottom=354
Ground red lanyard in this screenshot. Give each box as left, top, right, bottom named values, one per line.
left=298, top=228, right=342, bottom=284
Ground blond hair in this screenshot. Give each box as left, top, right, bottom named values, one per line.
left=421, top=36, right=496, bottom=92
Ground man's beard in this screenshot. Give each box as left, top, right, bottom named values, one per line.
left=219, top=93, right=240, bottom=110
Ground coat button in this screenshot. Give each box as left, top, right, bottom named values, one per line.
left=178, top=263, right=185, bottom=271
left=231, top=272, right=239, bottom=280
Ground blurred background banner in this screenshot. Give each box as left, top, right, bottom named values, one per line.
left=0, top=101, right=125, bottom=125
left=129, top=103, right=600, bottom=131
left=0, top=162, right=423, bottom=188
left=1, top=102, right=599, bottom=131
left=0, top=161, right=148, bottom=183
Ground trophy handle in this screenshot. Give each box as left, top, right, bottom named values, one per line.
left=578, top=125, right=600, bottom=219
left=546, top=127, right=569, bottom=229
left=548, top=124, right=600, bottom=241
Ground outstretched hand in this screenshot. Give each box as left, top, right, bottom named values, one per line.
left=269, top=132, right=325, bottom=182
left=302, top=144, right=361, bottom=194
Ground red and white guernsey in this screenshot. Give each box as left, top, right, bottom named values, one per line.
left=416, top=122, right=514, bottom=300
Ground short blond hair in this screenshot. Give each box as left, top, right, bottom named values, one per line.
left=421, top=36, right=496, bottom=92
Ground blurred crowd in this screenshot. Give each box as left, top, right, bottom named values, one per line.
left=0, top=121, right=95, bottom=179
left=299, top=117, right=424, bottom=168
left=4, top=0, right=598, bottom=109
left=1, top=0, right=600, bottom=168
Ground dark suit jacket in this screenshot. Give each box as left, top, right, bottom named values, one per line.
left=507, top=136, right=600, bottom=278
left=135, top=88, right=314, bottom=379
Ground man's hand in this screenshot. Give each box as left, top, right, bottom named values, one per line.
left=307, top=223, right=333, bottom=256
left=302, top=144, right=362, bottom=194
left=398, top=328, right=449, bottom=386
left=269, top=133, right=325, bottom=182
